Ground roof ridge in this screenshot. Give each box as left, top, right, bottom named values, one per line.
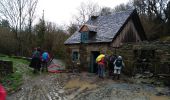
left=111, top=9, right=134, bottom=15
left=98, top=9, right=135, bottom=18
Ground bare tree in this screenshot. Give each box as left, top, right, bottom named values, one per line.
left=67, top=23, right=77, bottom=35
left=133, top=0, right=169, bottom=40
left=113, top=3, right=133, bottom=12
left=27, top=0, right=38, bottom=34
left=73, top=2, right=100, bottom=27
left=0, top=0, right=38, bottom=55
left=133, top=0, right=168, bottom=21
left=100, top=7, right=112, bottom=16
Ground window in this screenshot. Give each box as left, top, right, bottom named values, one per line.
left=89, top=31, right=96, bottom=40
left=72, top=51, right=79, bottom=61
left=81, top=32, right=88, bottom=43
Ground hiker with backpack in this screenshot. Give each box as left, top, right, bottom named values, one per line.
left=113, top=56, right=125, bottom=80
left=30, top=47, right=42, bottom=73
left=96, top=52, right=106, bottom=79
left=41, top=50, right=50, bottom=72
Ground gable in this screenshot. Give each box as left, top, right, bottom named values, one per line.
left=79, top=25, right=89, bottom=32
left=111, top=19, right=142, bottom=47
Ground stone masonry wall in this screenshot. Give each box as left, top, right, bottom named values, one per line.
left=66, top=43, right=109, bottom=71
left=66, top=41, right=170, bottom=76
left=0, top=60, right=13, bottom=78
left=114, top=41, right=170, bottom=76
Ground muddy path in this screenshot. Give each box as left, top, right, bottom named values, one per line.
left=7, top=73, right=66, bottom=100
left=7, top=59, right=67, bottom=100
left=6, top=59, right=170, bottom=100
left=7, top=72, right=170, bottom=100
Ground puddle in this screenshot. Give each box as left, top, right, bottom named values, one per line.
left=149, top=95, right=170, bottom=100
left=58, top=89, right=64, bottom=93
left=64, top=78, right=97, bottom=91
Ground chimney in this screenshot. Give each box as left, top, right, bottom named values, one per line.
left=91, top=16, right=98, bottom=21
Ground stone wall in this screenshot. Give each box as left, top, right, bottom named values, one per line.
left=114, top=41, right=170, bottom=76
left=0, top=60, right=13, bottom=78
left=66, top=43, right=109, bottom=71
left=85, top=43, right=109, bottom=71
left=66, top=41, right=170, bottom=76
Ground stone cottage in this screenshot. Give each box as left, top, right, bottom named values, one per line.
left=64, top=9, right=147, bottom=73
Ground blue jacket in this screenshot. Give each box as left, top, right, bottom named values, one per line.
left=42, top=52, right=49, bottom=61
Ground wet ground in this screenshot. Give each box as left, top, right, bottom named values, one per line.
left=6, top=59, right=170, bottom=100
left=7, top=72, right=170, bottom=100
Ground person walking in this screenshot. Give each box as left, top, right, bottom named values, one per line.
left=113, top=56, right=125, bottom=80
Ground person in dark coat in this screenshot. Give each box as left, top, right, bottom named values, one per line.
left=30, top=47, right=41, bottom=73
left=109, top=54, right=117, bottom=77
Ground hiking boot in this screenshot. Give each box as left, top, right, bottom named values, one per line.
left=117, top=75, right=120, bottom=80
left=112, top=74, right=116, bottom=80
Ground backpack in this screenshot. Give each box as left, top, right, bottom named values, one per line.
left=110, top=55, right=116, bottom=63
left=115, top=59, right=122, bottom=67
left=33, top=51, right=40, bottom=58
left=42, top=52, right=49, bottom=61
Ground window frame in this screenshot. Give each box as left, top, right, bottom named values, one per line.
left=72, top=49, right=79, bottom=61
left=81, top=32, right=88, bottom=43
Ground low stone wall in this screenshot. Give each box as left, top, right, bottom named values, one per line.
left=114, top=41, right=170, bottom=76
left=9, top=56, right=31, bottom=61
left=0, top=60, right=13, bottom=78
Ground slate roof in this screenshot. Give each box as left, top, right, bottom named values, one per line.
left=84, top=24, right=97, bottom=32
left=64, top=9, right=139, bottom=45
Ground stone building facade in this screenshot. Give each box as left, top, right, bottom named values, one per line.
left=64, top=9, right=146, bottom=73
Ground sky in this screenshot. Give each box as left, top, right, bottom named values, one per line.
left=37, top=0, right=129, bottom=26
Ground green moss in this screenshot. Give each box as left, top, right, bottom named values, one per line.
left=0, top=55, right=33, bottom=93
left=123, top=60, right=134, bottom=76
left=106, top=50, right=112, bottom=55
left=159, top=36, right=170, bottom=42
left=1, top=72, right=22, bottom=92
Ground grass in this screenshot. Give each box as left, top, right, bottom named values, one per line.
left=159, top=36, right=170, bottom=42
left=0, top=55, right=33, bottom=93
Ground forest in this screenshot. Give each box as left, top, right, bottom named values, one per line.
left=0, top=0, right=170, bottom=59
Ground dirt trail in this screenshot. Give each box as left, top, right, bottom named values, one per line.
left=6, top=59, right=170, bottom=100
left=7, top=72, right=170, bottom=100
left=7, top=73, right=66, bottom=100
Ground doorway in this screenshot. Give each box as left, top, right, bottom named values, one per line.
left=90, top=51, right=100, bottom=73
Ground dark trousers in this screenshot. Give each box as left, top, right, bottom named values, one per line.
left=108, top=63, right=114, bottom=76
left=98, top=64, right=105, bottom=78
left=41, top=61, right=48, bottom=72
left=30, top=58, right=41, bottom=73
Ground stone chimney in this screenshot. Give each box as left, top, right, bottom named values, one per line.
left=91, top=16, right=98, bottom=21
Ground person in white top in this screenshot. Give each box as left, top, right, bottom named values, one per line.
left=113, top=56, right=125, bottom=80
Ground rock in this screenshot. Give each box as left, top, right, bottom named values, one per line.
left=58, top=89, right=64, bottom=93
left=154, top=82, right=163, bottom=86
left=134, top=74, right=142, bottom=79
left=156, top=92, right=165, bottom=96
